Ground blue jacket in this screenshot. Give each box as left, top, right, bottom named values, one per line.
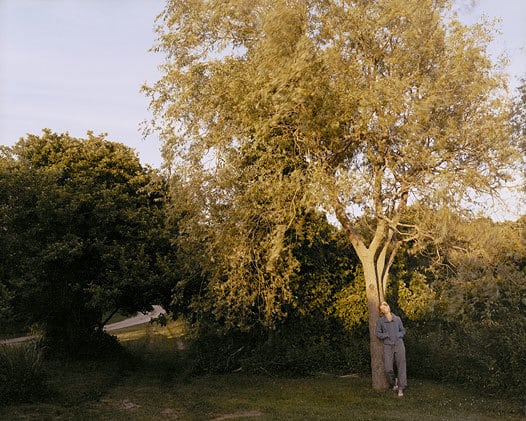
left=375, top=314, right=405, bottom=345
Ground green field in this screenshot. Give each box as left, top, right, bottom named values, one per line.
left=1, top=322, right=523, bottom=421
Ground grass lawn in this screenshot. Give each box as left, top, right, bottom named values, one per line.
left=0, top=322, right=523, bottom=421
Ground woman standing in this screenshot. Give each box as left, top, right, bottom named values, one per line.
left=375, top=301, right=407, bottom=397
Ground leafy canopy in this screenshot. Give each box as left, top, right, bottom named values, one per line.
left=149, top=0, right=516, bottom=214
left=146, top=0, right=518, bottom=317
left=0, top=130, right=172, bottom=348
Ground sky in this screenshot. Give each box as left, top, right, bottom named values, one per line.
left=1, top=0, right=525, bottom=218
left=0, top=0, right=165, bottom=167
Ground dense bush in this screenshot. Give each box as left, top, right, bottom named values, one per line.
left=406, top=318, right=525, bottom=398
left=401, top=267, right=525, bottom=397
left=241, top=319, right=369, bottom=376
left=183, top=315, right=371, bottom=377
left=42, top=329, right=124, bottom=359
left=171, top=210, right=367, bottom=376
left=0, top=341, right=48, bottom=404
left=395, top=216, right=526, bottom=398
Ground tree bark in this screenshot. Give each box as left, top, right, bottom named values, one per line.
left=335, top=201, right=389, bottom=390
left=362, top=256, right=389, bottom=391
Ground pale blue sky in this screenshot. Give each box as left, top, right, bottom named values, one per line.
left=0, top=0, right=165, bottom=167
left=1, top=0, right=525, bottom=173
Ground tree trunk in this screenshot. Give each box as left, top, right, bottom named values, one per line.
left=333, top=202, right=389, bottom=390
left=362, top=257, right=389, bottom=391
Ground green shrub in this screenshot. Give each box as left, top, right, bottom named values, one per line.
left=42, top=329, right=123, bottom=359
left=406, top=319, right=526, bottom=398
left=185, top=326, right=257, bottom=374
left=240, top=319, right=370, bottom=376
left=185, top=316, right=370, bottom=377
left=0, top=340, right=48, bottom=404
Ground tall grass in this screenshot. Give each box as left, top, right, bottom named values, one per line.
left=0, top=340, right=47, bottom=404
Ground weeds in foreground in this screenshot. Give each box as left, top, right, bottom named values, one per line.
left=0, top=340, right=47, bottom=404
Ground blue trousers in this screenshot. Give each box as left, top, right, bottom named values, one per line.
left=384, top=341, right=407, bottom=390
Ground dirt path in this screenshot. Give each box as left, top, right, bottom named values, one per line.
left=0, top=306, right=166, bottom=345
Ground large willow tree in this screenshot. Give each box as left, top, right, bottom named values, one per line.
left=145, top=0, right=519, bottom=389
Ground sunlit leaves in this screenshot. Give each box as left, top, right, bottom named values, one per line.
left=146, top=0, right=520, bottom=338
left=398, top=272, right=436, bottom=320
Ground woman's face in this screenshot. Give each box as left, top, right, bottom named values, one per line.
left=380, top=302, right=390, bottom=314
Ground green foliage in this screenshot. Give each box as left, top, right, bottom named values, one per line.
left=332, top=267, right=368, bottom=331
left=394, top=214, right=526, bottom=397
left=243, top=320, right=369, bottom=376
left=407, top=316, right=525, bottom=397
left=201, top=151, right=312, bottom=329
left=0, top=284, right=16, bottom=333
left=184, top=316, right=370, bottom=378
left=398, top=272, right=436, bottom=320
left=0, top=341, right=47, bottom=404
left=288, top=212, right=359, bottom=315
left=168, top=185, right=361, bottom=328
left=0, top=130, right=174, bottom=350
left=166, top=207, right=367, bottom=375
left=432, top=268, right=526, bottom=395
left=148, top=0, right=519, bottom=287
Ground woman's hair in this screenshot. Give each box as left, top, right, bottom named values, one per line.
left=379, top=301, right=390, bottom=312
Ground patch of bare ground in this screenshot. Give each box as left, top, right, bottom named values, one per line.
left=210, top=410, right=263, bottom=420
left=100, top=398, right=141, bottom=411
left=160, top=407, right=181, bottom=419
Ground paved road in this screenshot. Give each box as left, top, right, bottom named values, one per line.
left=103, top=305, right=166, bottom=332
left=0, top=305, right=166, bottom=345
